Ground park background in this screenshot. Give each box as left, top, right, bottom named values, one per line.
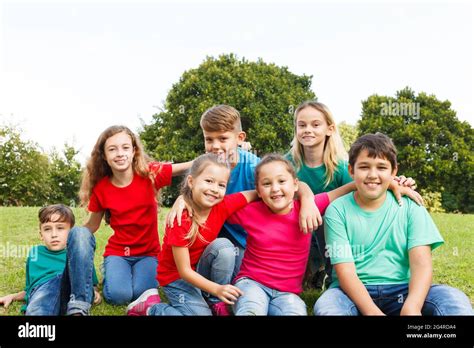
left=0, top=0, right=473, bottom=315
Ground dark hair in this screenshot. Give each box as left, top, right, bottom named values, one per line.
left=349, top=133, right=398, bottom=170
left=255, top=153, right=297, bottom=184
left=38, top=204, right=75, bottom=227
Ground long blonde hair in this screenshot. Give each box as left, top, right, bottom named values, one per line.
left=290, top=101, right=347, bottom=188
left=79, top=125, right=156, bottom=208
left=180, top=153, right=230, bottom=246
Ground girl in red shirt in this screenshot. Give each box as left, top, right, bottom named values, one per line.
left=77, top=125, right=191, bottom=305
left=127, top=153, right=257, bottom=316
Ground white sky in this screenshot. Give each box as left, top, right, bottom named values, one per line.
left=0, top=0, right=473, bottom=164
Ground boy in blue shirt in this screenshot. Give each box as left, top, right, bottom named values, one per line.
left=0, top=204, right=100, bottom=315
left=314, top=133, right=473, bottom=315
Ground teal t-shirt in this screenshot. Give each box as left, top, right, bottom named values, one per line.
left=285, top=153, right=353, bottom=194
left=324, top=191, right=444, bottom=288
left=22, top=245, right=98, bottom=312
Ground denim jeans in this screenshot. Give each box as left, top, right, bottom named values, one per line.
left=59, top=226, right=96, bottom=316
left=26, top=275, right=63, bottom=315
left=196, top=237, right=243, bottom=305
left=148, top=238, right=238, bottom=315
left=233, top=277, right=307, bottom=316
left=314, top=284, right=474, bottom=315
left=103, top=255, right=158, bottom=305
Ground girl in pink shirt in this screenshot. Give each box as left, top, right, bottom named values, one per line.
left=227, top=154, right=357, bottom=315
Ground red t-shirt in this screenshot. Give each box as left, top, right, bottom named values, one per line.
left=157, top=193, right=248, bottom=287
left=88, top=162, right=172, bottom=257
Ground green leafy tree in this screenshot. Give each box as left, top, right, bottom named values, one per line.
left=0, top=125, right=51, bottom=206
left=358, top=87, right=474, bottom=213
left=338, top=121, right=358, bottom=152
left=48, top=144, right=82, bottom=206
left=141, top=54, right=315, bottom=205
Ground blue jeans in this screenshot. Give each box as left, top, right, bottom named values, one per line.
left=233, top=277, right=307, bottom=316
left=59, top=226, right=96, bottom=316
left=26, top=275, right=63, bottom=315
left=103, top=255, right=158, bottom=305
left=148, top=238, right=237, bottom=315
left=314, top=284, right=474, bottom=315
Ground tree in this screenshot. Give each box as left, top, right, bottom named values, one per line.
left=358, top=87, right=474, bottom=213
left=338, top=122, right=358, bottom=152
left=48, top=144, right=82, bottom=206
left=141, top=53, right=316, bottom=205
left=0, top=125, right=51, bottom=206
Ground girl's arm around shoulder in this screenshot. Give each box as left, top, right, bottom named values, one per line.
left=239, top=190, right=258, bottom=203
left=327, top=182, right=357, bottom=203
left=171, top=160, right=194, bottom=177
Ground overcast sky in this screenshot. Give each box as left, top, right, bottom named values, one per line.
left=1, top=0, right=472, bottom=163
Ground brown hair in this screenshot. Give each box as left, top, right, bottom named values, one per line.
left=200, top=105, right=242, bottom=133
left=349, top=133, right=398, bottom=170
left=255, top=153, right=297, bottom=184
left=290, top=101, right=347, bottom=188
left=79, top=125, right=157, bottom=208
left=38, top=204, right=75, bottom=227
left=179, top=153, right=230, bottom=246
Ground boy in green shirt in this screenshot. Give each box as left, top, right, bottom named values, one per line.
left=0, top=204, right=100, bottom=315
left=314, top=133, right=473, bottom=315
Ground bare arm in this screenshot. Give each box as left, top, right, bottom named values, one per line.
left=171, top=161, right=193, bottom=177
left=239, top=190, right=259, bottom=203
left=0, top=291, right=26, bottom=308
left=172, top=246, right=243, bottom=305
left=297, top=181, right=322, bottom=233
left=84, top=211, right=104, bottom=233
left=327, top=182, right=357, bottom=203
left=335, top=263, right=385, bottom=315
left=401, top=246, right=432, bottom=315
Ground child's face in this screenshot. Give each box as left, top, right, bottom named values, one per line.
left=296, top=107, right=334, bottom=148
left=256, top=161, right=298, bottom=215
left=349, top=149, right=397, bottom=203
left=203, top=130, right=246, bottom=166
left=39, top=215, right=71, bottom=251
left=104, top=131, right=135, bottom=174
left=187, top=163, right=230, bottom=212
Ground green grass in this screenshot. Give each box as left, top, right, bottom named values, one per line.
left=0, top=208, right=472, bottom=316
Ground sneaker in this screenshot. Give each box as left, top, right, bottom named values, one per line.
left=126, top=288, right=161, bottom=316
left=210, top=302, right=231, bottom=316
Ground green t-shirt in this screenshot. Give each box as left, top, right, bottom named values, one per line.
left=285, top=153, right=353, bottom=193
left=22, top=245, right=99, bottom=312
left=324, top=191, right=444, bottom=288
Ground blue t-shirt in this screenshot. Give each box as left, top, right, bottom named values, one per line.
left=221, top=148, right=260, bottom=248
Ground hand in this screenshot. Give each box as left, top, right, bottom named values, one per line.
left=214, top=284, right=243, bottom=305
left=394, top=175, right=417, bottom=190
left=240, top=141, right=252, bottom=151
left=166, top=195, right=193, bottom=227
left=400, top=303, right=422, bottom=316
left=0, top=294, right=15, bottom=308
left=299, top=198, right=322, bottom=234
left=93, top=288, right=102, bottom=305
left=400, top=187, right=424, bottom=206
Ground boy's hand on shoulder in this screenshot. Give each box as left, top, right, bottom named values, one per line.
left=166, top=195, right=193, bottom=227
left=389, top=178, right=424, bottom=206
left=239, top=141, right=252, bottom=151
left=399, top=186, right=424, bottom=206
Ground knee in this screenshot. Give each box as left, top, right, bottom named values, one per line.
left=313, top=288, right=355, bottom=316
left=103, top=284, right=133, bottom=305
left=428, top=285, right=474, bottom=315
left=68, top=226, right=95, bottom=250
left=210, top=238, right=237, bottom=261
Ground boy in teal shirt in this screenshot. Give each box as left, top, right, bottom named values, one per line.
left=314, top=133, right=473, bottom=315
left=0, top=204, right=100, bottom=315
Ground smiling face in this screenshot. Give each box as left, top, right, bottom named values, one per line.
left=103, top=131, right=135, bottom=174
left=349, top=149, right=398, bottom=208
left=203, top=130, right=246, bottom=167
left=187, top=162, right=230, bottom=213
left=39, top=214, right=71, bottom=251
left=296, top=106, right=334, bottom=149
left=256, top=161, right=298, bottom=215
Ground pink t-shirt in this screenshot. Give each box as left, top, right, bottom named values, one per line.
left=227, top=193, right=330, bottom=294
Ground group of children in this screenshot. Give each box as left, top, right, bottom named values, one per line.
left=1, top=102, right=472, bottom=316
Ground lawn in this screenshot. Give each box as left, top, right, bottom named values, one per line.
left=0, top=207, right=472, bottom=316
